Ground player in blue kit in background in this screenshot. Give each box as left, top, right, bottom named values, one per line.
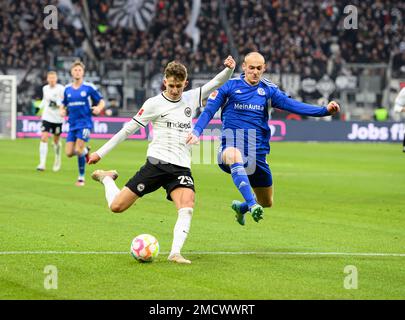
left=187, top=52, right=340, bottom=225
left=60, top=60, right=105, bottom=186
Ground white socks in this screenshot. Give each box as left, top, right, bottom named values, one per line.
left=53, top=141, right=62, bottom=170
left=170, top=207, right=193, bottom=256
left=39, top=141, right=48, bottom=167
left=102, top=176, right=120, bottom=208
left=53, top=141, right=61, bottom=157
left=39, top=141, right=62, bottom=170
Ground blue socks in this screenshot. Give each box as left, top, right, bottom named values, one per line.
left=78, top=155, right=86, bottom=177
left=230, top=163, right=256, bottom=209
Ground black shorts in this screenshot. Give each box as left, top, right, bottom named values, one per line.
left=41, top=120, right=62, bottom=135
left=125, top=157, right=195, bottom=201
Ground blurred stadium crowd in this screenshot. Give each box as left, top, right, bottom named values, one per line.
left=0, top=0, right=404, bottom=117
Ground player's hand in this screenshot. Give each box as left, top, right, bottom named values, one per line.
left=224, top=55, right=236, bottom=70
left=88, top=152, right=101, bottom=164
left=92, top=106, right=102, bottom=115
left=327, top=101, right=340, bottom=114
left=186, top=132, right=200, bottom=145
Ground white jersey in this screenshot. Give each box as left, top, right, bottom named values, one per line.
left=96, top=66, right=235, bottom=168
left=394, top=87, right=405, bottom=113
left=39, top=84, right=65, bottom=124
left=133, top=89, right=201, bottom=168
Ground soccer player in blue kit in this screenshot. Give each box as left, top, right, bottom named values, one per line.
left=60, top=60, right=105, bottom=186
left=187, top=52, right=340, bottom=225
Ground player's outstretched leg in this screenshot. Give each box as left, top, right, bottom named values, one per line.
left=231, top=200, right=249, bottom=226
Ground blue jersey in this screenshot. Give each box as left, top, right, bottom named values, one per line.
left=63, top=81, right=103, bottom=131
left=193, top=74, right=330, bottom=155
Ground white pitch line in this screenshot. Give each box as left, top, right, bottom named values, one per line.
left=0, top=251, right=405, bottom=257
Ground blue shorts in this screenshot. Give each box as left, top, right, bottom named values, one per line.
left=217, top=148, right=273, bottom=188
left=66, top=128, right=91, bottom=143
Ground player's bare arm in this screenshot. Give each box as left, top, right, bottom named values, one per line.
left=88, top=152, right=101, bottom=164
left=59, top=104, right=66, bottom=117
left=223, top=55, right=236, bottom=70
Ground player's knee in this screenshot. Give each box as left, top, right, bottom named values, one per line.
left=75, top=147, right=84, bottom=156
left=223, top=147, right=242, bottom=164
left=66, top=150, right=75, bottom=157
left=110, top=203, right=125, bottom=213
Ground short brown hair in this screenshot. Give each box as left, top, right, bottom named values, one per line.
left=70, top=60, right=85, bottom=71
left=164, top=61, right=187, bottom=81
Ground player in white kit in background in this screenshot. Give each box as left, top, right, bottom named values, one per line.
left=36, top=71, right=65, bottom=171
left=88, top=56, right=236, bottom=264
left=393, top=87, right=405, bottom=152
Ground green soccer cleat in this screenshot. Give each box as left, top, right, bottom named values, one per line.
left=231, top=200, right=246, bottom=226
left=250, top=204, right=264, bottom=223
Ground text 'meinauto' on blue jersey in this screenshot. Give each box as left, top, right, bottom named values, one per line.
left=193, top=74, right=330, bottom=155
left=63, top=81, right=103, bottom=131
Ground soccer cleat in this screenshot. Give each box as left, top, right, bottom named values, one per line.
left=403, top=146, right=405, bottom=153
left=231, top=200, right=246, bottom=226
left=75, top=178, right=85, bottom=187
left=167, top=253, right=191, bottom=264
left=36, top=165, right=45, bottom=171
left=250, top=204, right=264, bottom=223
left=91, top=169, right=119, bottom=183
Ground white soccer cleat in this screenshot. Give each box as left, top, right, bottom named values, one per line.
left=168, top=253, right=191, bottom=264
left=36, top=164, right=45, bottom=171
left=75, top=178, right=85, bottom=187
left=91, top=169, right=119, bottom=183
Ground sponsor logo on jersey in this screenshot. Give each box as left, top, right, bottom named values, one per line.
left=167, top=121, right=191, bottom=129
left=208, top=90, right=218, bottom=100
left=67, top=101, right=86, bottom=107
left=161, top=113, right=169, bottom=118
left=137, top=108, right=144, bottom=116
left=234, top=103, right=264, bottom=111
left=235, top=89, right=242, bottom=94
left=184, top=107, right=192, bottom=117
left=257, top=88, right=266, bottom=96
left=137, top=183, right=145, bottom=192
left=80, top=91, right=87, bottom=97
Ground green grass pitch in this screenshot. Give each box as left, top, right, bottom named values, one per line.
left=0, top=138, right=404, bottom=299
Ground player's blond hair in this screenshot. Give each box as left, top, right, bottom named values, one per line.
left=70, top=60, right=85, bottom=71
left=164, top=61, right=188, bottom=81
left=47, top=71, right=57, bottom=76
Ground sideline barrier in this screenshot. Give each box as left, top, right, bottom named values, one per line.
left=17, top=116, right=405, bottom=142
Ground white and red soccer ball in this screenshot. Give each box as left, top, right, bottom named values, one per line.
left=130, top=234, right=159, bottom=262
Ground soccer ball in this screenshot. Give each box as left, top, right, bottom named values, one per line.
left=130, top=234, right=160, bottom=262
